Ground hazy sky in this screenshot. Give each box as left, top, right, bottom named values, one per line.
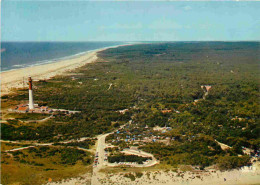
left=2, top=1, right=260, bottom=41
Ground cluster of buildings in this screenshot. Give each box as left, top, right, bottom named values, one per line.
left=8, top=77, right=80, bottom=115
left=9, top=104, right=53, bottom=114
left=107, top=124, right=173, bottom=147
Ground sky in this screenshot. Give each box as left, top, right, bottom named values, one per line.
left=2, top=1, right=260, bottom=41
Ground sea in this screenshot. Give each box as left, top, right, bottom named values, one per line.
left=1, top=42, right=127, bottom=72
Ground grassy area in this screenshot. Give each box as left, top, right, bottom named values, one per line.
left=4, top=113, right=49, bottom=121
left=1, top=146, right=93, bottom=185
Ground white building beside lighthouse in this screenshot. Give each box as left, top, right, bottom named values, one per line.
left=28, top=76, right=35, bottom=109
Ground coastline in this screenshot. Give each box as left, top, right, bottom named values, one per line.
left=0, top=44, right=129, bottom=96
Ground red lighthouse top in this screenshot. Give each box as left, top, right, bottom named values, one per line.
left=28, top=77, right=32, bottom=90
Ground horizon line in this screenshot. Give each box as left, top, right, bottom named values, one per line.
left=2, top=40, right=260, bottom=42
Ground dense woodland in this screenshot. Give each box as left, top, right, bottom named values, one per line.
left=11, top=146, right=92, bottom=165
left=2, top=42, right=259, bottom=169
left=108, top=154, right=152, bottom=164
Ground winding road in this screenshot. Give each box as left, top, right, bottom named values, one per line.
left=2, top=120, right=158, bottom=185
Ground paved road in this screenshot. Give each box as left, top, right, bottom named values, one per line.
left=5, top=146, right=36, bottom=152
left=21, top=115, right=54, bottom=123
left=1, top=137, right=91, bottom=153
left=91, top=133, right=109, bottom=185
left=91, top=123, right=129, bottom=185
left=2, top=142, right=53, bottom=152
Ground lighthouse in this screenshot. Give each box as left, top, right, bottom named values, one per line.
left=28, top=76, right=35, bottom=109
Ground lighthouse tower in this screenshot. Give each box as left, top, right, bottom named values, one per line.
left=28, top=76, right=35, bottom=109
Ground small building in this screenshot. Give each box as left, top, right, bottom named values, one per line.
left=40, top=106, right=48, bottom=112
left=161, top=109, right=172, bottom=114
left=16, top=106, right=29, bottom=113
left=118, top=109, right=129, bottom=114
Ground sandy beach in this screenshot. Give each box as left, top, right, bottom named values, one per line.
left=1, top=50, right=99, bottom=96
left=1, top=46, right=114, bottom=96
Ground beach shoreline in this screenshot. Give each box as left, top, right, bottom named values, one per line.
left=0, top=44, right=130, bottom=96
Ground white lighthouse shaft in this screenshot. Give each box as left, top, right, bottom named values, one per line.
left=28, top=77, right=35, bottom=109
left=29, top=89, right=34, bottom=109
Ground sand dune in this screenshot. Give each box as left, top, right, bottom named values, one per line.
left=46, top=163, right=260, bottom=185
